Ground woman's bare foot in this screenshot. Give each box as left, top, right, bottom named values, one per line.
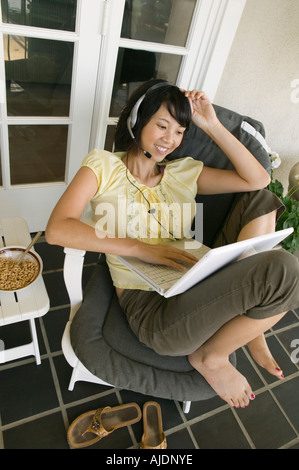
left=247, top=334, right=284, bottom=379
left=188, top=349, right=255, bottom=408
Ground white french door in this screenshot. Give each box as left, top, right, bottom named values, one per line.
left=0, top=0, right=105, bottom=231
left=0, top=0, right=246, bottom=232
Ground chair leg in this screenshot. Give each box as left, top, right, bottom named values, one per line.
left=68, top=367, right=78, bottom=391
left=68, top=362, right=115, bottom=391
left=182, top=401, right=191, bottom=413
left=29, top=318, right=41, bottom=365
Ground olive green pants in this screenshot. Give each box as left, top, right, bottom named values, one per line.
left=119, top=190, right=299, bottom=356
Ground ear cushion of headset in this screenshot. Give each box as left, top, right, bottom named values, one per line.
left=129, top=93, right=146, bottom=128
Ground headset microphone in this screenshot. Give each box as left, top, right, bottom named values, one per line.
left=134, top=141, right=152, bottom=159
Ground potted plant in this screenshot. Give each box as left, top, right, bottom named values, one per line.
left=267, top=152, right=299, bottom=254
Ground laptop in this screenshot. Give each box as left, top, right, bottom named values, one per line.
left=118, top=228, right=293, bottom=298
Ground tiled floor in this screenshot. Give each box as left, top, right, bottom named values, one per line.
left=0, top=236, right=299, bottom=449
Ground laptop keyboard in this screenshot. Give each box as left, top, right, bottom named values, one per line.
left=134, top=244, right=211, bottom=288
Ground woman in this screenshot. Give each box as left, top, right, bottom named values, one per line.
left=46, top=80, right=299, bottom=408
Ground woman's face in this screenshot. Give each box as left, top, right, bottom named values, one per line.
left=139, top=103, right=186, bottom=161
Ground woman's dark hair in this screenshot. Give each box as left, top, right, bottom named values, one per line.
left=114, top=79, right=192, bottom=152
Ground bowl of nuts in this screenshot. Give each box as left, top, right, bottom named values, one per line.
left=0, top=246, right=43, bottom=293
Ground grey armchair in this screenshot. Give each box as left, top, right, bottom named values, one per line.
left=61, top=105, right=271, bottom=413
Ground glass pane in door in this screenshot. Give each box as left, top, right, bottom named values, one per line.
left=4, top=35, right=74, bottom=116
left=9, top=124, right=68, bottom=184
left=122, top=0, right=196, bottom=46
left=104, top=124, right=116, bottom=152
left=1, top=0, right=77, bottom=31
left=110, top=47, right=182, bottom=116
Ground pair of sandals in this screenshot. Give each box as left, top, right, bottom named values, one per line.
left=67, top=401, right=167, bottom=449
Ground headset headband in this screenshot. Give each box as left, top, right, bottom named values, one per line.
left=127, top=81, right=171, bottom=137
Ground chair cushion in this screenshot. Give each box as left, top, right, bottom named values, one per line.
left=70, top=255, right=236, bottom=401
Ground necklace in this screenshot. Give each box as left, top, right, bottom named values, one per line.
left=124, top=156, right=176, bottom=240
left=124, top=154, right=160, bottom=212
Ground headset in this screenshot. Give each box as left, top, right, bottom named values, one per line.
left=125, top=81, right=177, bottom=238
left=126, top=81, right=171, bottom=159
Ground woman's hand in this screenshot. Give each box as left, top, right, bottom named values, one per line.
left=134, top=242, right=198, bottom=270
left=183, top=90, right=219, bottom=132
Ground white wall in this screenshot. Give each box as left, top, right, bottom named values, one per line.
left=214, top=0, right=299, bottom=192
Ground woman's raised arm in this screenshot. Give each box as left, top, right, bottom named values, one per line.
left=183, top=90, right=271, bottom=195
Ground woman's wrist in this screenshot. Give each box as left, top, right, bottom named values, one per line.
left=122, top=238, right=145, bottom=257
left=202, top=118, right=223, bottom=139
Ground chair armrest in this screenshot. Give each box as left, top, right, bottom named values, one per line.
left=63, top=247, right=86, bottom=321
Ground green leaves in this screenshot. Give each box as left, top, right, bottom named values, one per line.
left=268, top=179, right=299, bottom=253
left=268, top=179, right=284, bottom=198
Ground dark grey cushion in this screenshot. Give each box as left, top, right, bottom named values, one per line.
left=71, top=255, right=236, bottom=401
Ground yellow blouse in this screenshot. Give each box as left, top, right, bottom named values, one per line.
left=82, top=149, right=203, bottom=290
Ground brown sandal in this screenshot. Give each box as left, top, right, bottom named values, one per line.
left=140, top=401, right=167, bottom=449
left=67, top=402, right=142, bottom=448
